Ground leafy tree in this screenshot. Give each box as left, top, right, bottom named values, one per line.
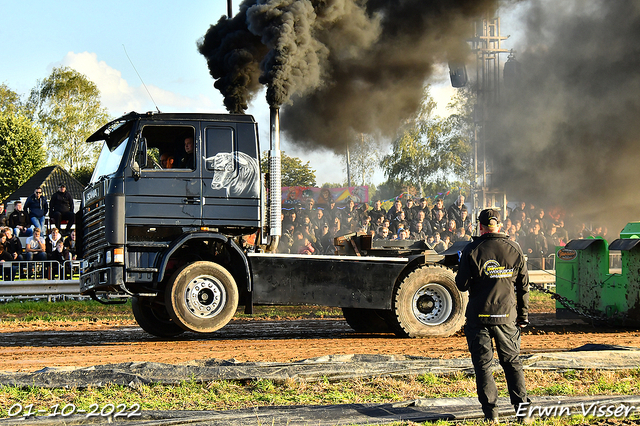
left=30, top=66, right=110, bottom=173
left=71, top=164, right=95, bottom=187
left=0, top=84, right=24, bottom=115
left=344, top=132, right=384, bottom=186
left=380, top=86, right=472, bottom=198
left=261, top=151, right=316, bottom=187
left=0, top=111, right=45, bottom=200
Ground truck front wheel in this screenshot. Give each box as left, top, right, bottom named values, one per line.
left=388, top=265, right=467, bottom=337
left=165, top=261, right=239, bottom=333
left=131, top=296, right=185, bottom=337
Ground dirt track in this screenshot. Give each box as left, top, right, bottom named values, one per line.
left=1, top=313, right=640, bottom=373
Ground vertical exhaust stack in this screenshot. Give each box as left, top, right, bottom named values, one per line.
left=267, top=107, right=282, bottom=252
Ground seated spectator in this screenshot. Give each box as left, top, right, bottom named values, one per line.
left=367, top=200, right=386, bottom=224
left=386, top=199, right=403, bottom=221
left=574, top=222, right=592, bottom=239
left=417, top=198, right=429, bottom=217
left=3, top=228, right=23, bottom=261
left=278, top=222, right=295, bottom=253
left=555, top=220, right=570, bottom=245
left=397, top=228, right=411, bottom=240
left=547, top=224, right=563, bottom=249
left=524, top=222, right=548, bottom=269
left=49, top=184, right=75, bottom=235
left=311, top=209, right=328, bottom=233
left=8, top=201, right=32, bottom=237
left=297, top=236, right=315, bottom=255
left=460, top=207, right=473, bottom=234
left=454, top=227, right=472, bottom=243
left=410, top=221, right=428, bottom=241
left=0, top=202, right=6, bottom=227
left=447, top=195, right=465, bottom=228
left=412, top=209, right=433, bottom=236
left=46, top=227, right=62, bottom=258
left=319, top=223, right=335, bottom=254
left=442, top=235, right=452, bottom=250
left=510, top=201, right=527, bottom=222
left=64, top=230, right=77, bottom=260
left=503, top=217, right=512, bottom=234
left=300, top=223, right=317, bottom=245
left=25, top=228, right=47, bottom=261
left=358, top=215, right=374, bottom=234
left=514, top=219, right=527, bottom=241
left=391, top=210, right=407, bottom=235
left=25, top=187, right=48, bottom=233
left=432, top=232, right=447, bottom=253
left=440, top=219, right=457, bottom=242
left=426, top=234, right=435, bottom=249
left=374, top=226, right=391, bottom=240
left=291, top=229, right=306, bottom=253
left=404, top=198, right=417, bottom=223
left=50, top=239, right=72, bottom=278
left=430, top=198, right=448, bottom=222
left=0, top=240, right=14, bottom=281
left=430, top=209, right=447, bottom=234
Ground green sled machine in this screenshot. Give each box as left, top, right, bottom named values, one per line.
left=554, top=222, right=640, bottom=325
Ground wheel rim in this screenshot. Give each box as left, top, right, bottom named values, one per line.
left=412, top=283, right=453, bottom=326
left=184, top=275, right=227, bottom=318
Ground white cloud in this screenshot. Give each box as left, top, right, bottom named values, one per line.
left=59, top=52, right=218, bottom=117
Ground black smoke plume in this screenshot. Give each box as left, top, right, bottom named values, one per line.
left=490, top=0, right=640, bottom=233
left=199, top=0, right=498, bottom=148
left=198, top=1, right=268, bottom=113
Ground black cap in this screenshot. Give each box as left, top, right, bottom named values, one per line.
left=478, top=208, right=501, bottom=226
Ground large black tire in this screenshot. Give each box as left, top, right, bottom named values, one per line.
left=387, top=264, right=467, bottom=337
left=165, top=261, right=239, bottom=333
left=342, top=308, right=392, bottom=333
left=131, top=295, right=185, bottom=337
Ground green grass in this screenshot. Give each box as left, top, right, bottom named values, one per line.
left=0, top=299, right=344, bottom=324
left=529, top=290, right=556, bottom=313
left=2, top=369, right=640, bottom=423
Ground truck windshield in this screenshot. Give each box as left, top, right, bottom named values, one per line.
left=89, top=120, right=134, bottom=184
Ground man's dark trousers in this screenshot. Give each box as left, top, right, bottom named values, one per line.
left=465, top=322, right=528, bottom=418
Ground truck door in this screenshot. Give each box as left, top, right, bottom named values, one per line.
left=201, top=124, right=261, bottom=229
left=124, top=122, right=202, bottom=227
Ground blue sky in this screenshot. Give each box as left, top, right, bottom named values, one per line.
left=0, top=1, right=525, bottom=186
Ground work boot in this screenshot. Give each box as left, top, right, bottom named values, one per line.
left=483, top=407, right=499, bottom=423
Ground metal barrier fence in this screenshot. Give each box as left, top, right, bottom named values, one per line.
left=0, top=260, right=83, bottom=299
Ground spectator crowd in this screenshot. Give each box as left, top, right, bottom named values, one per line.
left=0, top=185, right=78, bottom=280
left=277, top=193, right=602, bottom=269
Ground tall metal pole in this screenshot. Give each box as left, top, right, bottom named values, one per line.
left=471, top=9, right=509, bottom=218
left=346, top=141, right=352, bottom=187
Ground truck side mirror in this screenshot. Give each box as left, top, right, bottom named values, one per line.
left=132, top=137, right=148, bottom=180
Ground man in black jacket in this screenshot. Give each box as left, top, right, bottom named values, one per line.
left=50, top=184, right=75, bottom=235
left=455, top=208, right=530, bottom=423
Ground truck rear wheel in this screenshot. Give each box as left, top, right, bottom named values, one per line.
left=342, top=308, right=392, bottom=333
left=387, top=264, right=467, bottom=337
left=131, top=296, right=185, bottom=337
left=165, top=261, right=239, bottom=333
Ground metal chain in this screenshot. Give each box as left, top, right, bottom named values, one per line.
left=530, top=282, right=627, bottom=324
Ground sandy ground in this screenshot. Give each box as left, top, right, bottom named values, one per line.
left=1, top=313, right=640, bottom=373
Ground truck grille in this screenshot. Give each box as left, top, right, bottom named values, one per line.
left=83, top=199, right=107, bottom=267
